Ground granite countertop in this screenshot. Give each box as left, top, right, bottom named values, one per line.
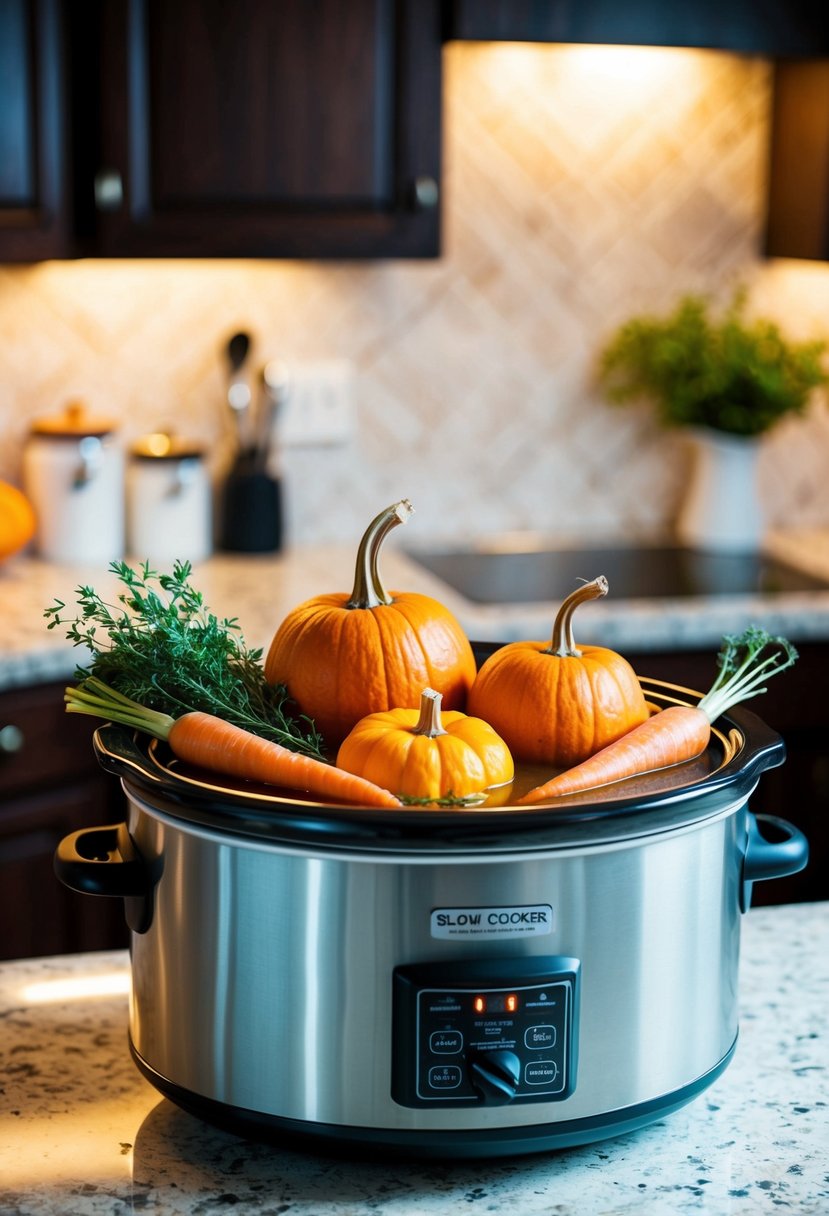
left=4, top=528, right=829, bottom=693
left=1, top=901, right=826, bottom=1215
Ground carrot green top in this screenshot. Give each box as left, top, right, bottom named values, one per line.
left=697, top=626, right=798, bottom=722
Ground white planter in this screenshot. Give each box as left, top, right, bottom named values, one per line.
left=675, top=429, right=764, bottom=553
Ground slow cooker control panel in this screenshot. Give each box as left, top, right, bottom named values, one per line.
left=392, top=956, right=580, bottom=1108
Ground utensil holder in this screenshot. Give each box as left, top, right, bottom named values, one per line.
left=220, top=462, right=283, bottom=553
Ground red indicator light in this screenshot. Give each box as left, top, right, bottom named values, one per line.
left=506, top=993, right=518, bottom=1013
left=473, top=995, right=486, bottom=1014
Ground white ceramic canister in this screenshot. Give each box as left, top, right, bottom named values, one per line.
left=127, top=432, right=212, bottom=564
left=22, top=402, right=125, bottom=564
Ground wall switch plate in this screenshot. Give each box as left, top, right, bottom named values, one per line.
left=276, top=359, right=355, bottom=446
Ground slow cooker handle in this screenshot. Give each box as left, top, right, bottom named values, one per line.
left=54, top=822, right=157, bottom=933
left=741, top=812, right=809, bottom=911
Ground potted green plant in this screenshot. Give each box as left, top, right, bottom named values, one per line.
left=597, top=288, right=828, bottom=550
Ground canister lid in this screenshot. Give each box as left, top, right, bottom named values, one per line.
left=130, top=431, right=205, bottom=461
left=30, top=401, right=117, bottom=438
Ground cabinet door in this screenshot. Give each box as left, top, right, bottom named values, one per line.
left=0, top=780, right=129, bottom=961
left=0, top=0, right=69, bottom=260
left=80, top=0, right=442, bottom=258
left=0, top=681, right=129, bottom=959
left=765, top=59, right=829, bottom=262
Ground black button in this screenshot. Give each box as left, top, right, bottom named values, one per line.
left=428, top=1065, right=463, bottom=1090
left=524, top=1059, right=558, bottom=1086
left=524, top=1024, right=556, bottom=1050
left=430, top=1029, right=463, bottom=1054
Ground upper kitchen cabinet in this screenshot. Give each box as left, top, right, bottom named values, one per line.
left=446, top=0, right=829, bottom=55
left=0, top=0, right=71, bottom=260
left=765, top=60, right=829, bottom=261
left=70, top=0, right=443, bottom=259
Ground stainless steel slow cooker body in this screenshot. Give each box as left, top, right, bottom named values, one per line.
left=55, top=688, right=808, bottom=1158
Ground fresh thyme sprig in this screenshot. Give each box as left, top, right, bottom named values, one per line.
left=44, top=559, right=326, bottom=760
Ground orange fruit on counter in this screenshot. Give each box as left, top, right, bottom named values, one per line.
left=0, top=480, right=36, bottom=562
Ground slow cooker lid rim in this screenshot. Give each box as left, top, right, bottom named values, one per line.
left=94, top=694, right=784, bottom=850
left=122, top=779, right=749, bottom=860
left=119, top=769, right=758, bottom=856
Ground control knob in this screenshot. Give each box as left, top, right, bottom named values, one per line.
left=467, top=1048, right=521, bottom=1105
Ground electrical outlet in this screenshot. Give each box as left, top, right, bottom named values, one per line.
left=276, top=359, right=355, bottom=446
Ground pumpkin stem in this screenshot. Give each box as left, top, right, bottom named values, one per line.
left=544, top=575, right=609, bottom=657
left=413, top=687, right=448, bottom=738
left=347, top=499, right=414, bottom=610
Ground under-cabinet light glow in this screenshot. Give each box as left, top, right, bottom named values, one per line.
left=472, top=41, right=712, bottom=119
left=557, top=44, right=695, bottom=88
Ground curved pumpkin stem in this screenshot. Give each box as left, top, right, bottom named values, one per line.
left=544, top=575, right=609, bottom=657
left=412, top=687, right=448, bottom=737
left=347, top=499, right=414, bottom=610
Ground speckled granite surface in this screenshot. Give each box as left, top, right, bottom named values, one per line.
left=5, top=530, right=829, bottom=693
left=0, top=902, right=826, bottom=1215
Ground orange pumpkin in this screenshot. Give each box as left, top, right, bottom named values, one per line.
left=337, top=686, right=514, bottom=803
left=0, top=480, right=36, bottom=562
left=467, top=575, right=649, bottom=766
left=265, top=501, right=477, bottom=743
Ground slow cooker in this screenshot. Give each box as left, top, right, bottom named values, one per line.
left=55, top=672, right=808, bottom=1158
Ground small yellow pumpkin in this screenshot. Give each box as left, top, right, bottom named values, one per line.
left=0, top=480, right=36, bottom=562
left=265, top=501, right=477, bottom=743
left=336, top=687, right=514, bottom=803
left=467, top=575, right=649, bottom=767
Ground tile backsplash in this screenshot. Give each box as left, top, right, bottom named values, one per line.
left=2, top=42, right=829, bottom=551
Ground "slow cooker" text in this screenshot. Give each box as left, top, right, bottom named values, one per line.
left=430, top=904, right=555, bottom=940
left=435, top=910, right=550, bottom=927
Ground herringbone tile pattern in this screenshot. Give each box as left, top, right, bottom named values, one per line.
left=1, top=43, right=828, bottom=551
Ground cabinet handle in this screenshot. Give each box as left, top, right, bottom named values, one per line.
left=0, top=724, right=24, bottom=755
left=413, top=175, right=439, bottom=210
left=94, top=169, right=124, bottom=212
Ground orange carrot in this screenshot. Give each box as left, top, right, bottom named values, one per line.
left=167, top=712, right=402, bottom=807
left=65, top=677, right=401, bottom=809
left=517, top=627, right=797, bottom=805
left=516, top=705, right=709, bottom=803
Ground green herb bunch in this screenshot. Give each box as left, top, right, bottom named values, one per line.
left=597, top=288, right=828, bottom=437
left=45, top=560, right=326, bottom=760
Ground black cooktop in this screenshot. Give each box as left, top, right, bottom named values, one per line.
left=409, top=545, right=829, bottom=604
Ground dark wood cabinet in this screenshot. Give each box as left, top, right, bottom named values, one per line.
left=0, top=0, right=71, bottom=260
left=0, top=0, right=443, bottom=262
left=632, top=643, right=829, bottom=907
left=0, top=681, right=129, bottom=960
left=4, top=0, right=829, bottom=264
left=81, top=0, right=443, bottom=258
left=765, top=59, right=829, bottom=262
left=446, top=0, right=829, bottom=55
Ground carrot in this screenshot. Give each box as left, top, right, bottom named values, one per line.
left=517, top=626, right=797, bottom=805
left=65, top=676, right=402, bottom=809
left=515, top=705, right=709, bottom=802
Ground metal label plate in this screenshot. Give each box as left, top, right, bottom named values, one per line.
left=430, top=904, right=554, bottom=940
